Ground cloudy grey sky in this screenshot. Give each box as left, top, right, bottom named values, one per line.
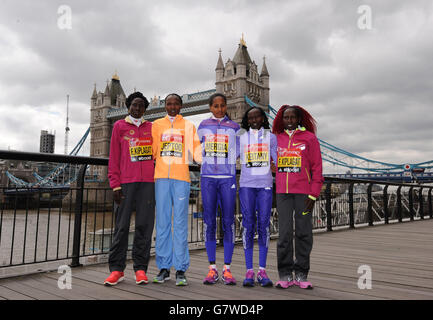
left=1, top=0, right=432, bottom=173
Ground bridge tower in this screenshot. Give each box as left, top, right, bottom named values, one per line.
left=215, top=35, right=270, bottom=123
left=89, top=71, right=126, bottom=181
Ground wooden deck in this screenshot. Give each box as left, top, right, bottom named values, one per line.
left=0, top=219, right=432, bottom=300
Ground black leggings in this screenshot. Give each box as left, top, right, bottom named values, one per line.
left=276, top=193, right=313, bottom=279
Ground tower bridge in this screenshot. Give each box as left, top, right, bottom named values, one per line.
left=3, top=38, right=433, bottom=188
left=89, top=37, right=270, bottom=181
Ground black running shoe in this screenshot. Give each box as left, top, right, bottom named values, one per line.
left=153, top=269, right=170, bottom=283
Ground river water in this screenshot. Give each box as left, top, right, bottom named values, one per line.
left=0, top=208, right=117, bottom=267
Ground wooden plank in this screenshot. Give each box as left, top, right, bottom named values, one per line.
left=11, top=275, right=92, bottom=300
left=70, top=268, right=163, bottom=300
left=308, top=263, right=433, bottom=290
left=0, top=278, right=64, bottom=300
left=309, top=273, right=433, bottom=300
left=309, top=254, right=433, bottom=280
left=310, top=251, right=433, bottom=271
left=28, top=274, right=97, bottom=300
left=43, top=272, right=155, bottom=300
left=0, top=285, right=35, bottom=300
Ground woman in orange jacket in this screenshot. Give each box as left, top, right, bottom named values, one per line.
left=151, top=93, right=202, bottom=286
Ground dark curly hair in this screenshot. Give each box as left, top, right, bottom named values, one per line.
left=272, top=105, right=317, bottom=135
left=125, top=91, right=149, bottom=109
left=241, top=107, right=270, bottom=130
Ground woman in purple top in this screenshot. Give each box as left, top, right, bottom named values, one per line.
left=197, top=93, right=240, bottom=285
left=238, top=107, right=277, bottom=287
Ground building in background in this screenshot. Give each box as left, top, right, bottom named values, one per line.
left=215, top=35, right=270, bottom=122
left=40, top=130, right=55, bottom=154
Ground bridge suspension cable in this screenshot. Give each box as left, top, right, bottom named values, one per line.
left=6, top=127, right=90, bottom=188
left=245, top=96, right=432, bottom=174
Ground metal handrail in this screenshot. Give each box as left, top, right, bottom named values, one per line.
left=0, top=150, right=432, bottom=275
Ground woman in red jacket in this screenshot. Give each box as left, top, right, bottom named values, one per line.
left=104, top=91, right=155, bottom=286
left=272, top=105, right=323, bottom=289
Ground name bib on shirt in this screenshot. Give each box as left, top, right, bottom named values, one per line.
left=129, top=137, right=152, bottom=162
left=204, top=134, right=229, bottom=158
left=160, top=133, right=184, bottom=157
left=245, top=143, right=269, bottom=167
left=278, top=147, right=301, bottom=172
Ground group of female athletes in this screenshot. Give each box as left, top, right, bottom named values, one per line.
left=104, top=91, right=323, bottom=290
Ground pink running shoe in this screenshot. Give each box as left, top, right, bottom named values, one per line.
left=203, top=266, right=219, bottom=285
left=294, top=272, right=313, bottom=289
left=275, top=274, right=295, bottom=289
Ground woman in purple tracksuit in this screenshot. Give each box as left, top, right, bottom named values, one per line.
left=197, top=93, right=240, bottom=285
left=238, top=107, right=277, bottom=287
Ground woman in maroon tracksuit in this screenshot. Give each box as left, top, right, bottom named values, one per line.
left=104, top=92, right=155, bottom=286
left=272, top=105, right=323, bottom=289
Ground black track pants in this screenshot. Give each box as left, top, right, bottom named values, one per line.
left=276, top=193, right=313, bottom=279
left=108, top=182, right=155, bottom=272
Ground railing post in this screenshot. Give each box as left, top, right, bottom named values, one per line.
left=383, top=185, right=389, bottom=224
left=409, top=186, right=414, bottom=221
left=429, top=188, right=432, bottom=219
left=326, top=183, right=333, bottom=231
left=419, top=187, right=424, bottom=220
left=70, top=164, right=87, bottom=268
left=367, top=183, right=373, bottom=226
left=397, top=186, right=402, bottom=222
left=349, top=183, right=355, bottom=229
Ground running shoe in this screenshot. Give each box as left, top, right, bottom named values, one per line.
left=294, top=272, right=313, bottom=289
left=275, top=274, right=295, bottom=289
left=222, top=266, right=236, bottom=285
left=104, top=271, right=124, bottom=286
left=135, top=270, right=148, bottom=285
left=257, top=269, right=273, bottom=287
left=203, top=266, right=219, bottom=285
left=153, top=269, right=170, bottom=283
left=242, top=270, right=255, bottom=287
left=176, top=270, right=188, bottom=286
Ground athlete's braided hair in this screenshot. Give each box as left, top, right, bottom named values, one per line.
left=272, top=105, right=317, bottom=135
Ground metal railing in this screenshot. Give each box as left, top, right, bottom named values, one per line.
left=0, top=150, right=432, bottom=276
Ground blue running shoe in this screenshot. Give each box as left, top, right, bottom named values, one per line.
left=257, top=269, right=273, bottom=287
left=242, top=270, right=255, bottom=287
